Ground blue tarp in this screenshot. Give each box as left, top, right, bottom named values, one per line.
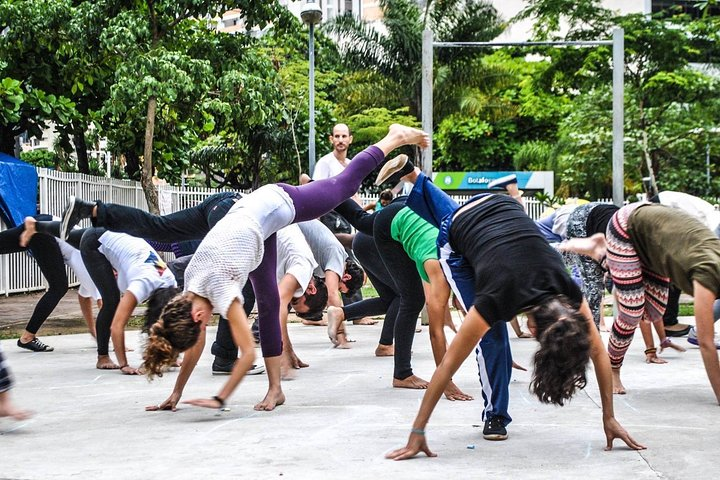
left=0, top=153, right=37, bottom=228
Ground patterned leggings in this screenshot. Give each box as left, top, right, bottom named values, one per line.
left=565, top=203, right=607, bottom=329
left=606, top=203, right=670, bottom=368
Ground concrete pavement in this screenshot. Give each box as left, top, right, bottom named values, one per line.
left=0, top=313, right=716, bottom=480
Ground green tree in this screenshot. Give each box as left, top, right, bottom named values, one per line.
left=325, top=0, right=506, bottom=118
left=98, top=1, right=287, bottom=213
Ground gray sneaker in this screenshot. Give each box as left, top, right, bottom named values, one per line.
left=687, top=326, right=720, bottom=349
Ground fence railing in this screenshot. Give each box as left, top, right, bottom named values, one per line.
left=2, top=168, right=717, bottom=296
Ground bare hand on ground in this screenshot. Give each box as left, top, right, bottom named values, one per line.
left=120, top=365, right=142, bottom=375
left=645, top=353, right=667, bottom=364
left=386, top=433, right=437, bottom=461
left=183, top=398, right=224, bottom=409
left=512, top=361, right=527, bottom=371
left=603, top=417, right=646, bottom=451
left=145, top=393, right=181, bottom=412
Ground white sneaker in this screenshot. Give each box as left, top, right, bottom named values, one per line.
left=487, top=174, right=518, bottom=189
left=247, top=364, right=266, bottom=375
left=687, top=327, right=720, bottom=349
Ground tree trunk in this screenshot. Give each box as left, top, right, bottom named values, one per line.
left=72, top=122, right=89, bottom=174
left=142, top=96, right=160, bottom=214
left=638, top=99, right=658, bottom=196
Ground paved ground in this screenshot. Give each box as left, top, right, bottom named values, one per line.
left=0, top=290, right=716, bottom=480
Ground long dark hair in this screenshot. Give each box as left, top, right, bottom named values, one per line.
left=529, top=296, right=591, bottom=406
left=143, top=294, right=198, bottom=380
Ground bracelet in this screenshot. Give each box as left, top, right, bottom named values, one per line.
left=660, top=337, right=672, bottom=348
left=213, top=395, right=225, bottom=408
left=644, top=347, right=657, bottom=355
left=411, top=428, right=425, bottom=435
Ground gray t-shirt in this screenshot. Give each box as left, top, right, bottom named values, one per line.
left=298, top=220, right=348, bottom=278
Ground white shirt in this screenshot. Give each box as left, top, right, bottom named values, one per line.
left=97, top=231, right=176, bottom=303
left=313, top=152, right=350, bottom=180
left=57, top=239, right=101, bottom=300
left=297, top=220, right=347, bottom=278
left=227, top=184, right=296, bottom=239
left=276, top=225, right=317, bottom=298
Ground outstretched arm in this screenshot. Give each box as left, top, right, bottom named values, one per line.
left=386, top=306, right=489, bottom=460
left=693, top=281, right=720, bottom=404
left=146, top=328, right=206, bottom=412
left=423, top=261, right=472, bottom=401
left=583, top=300, right=646, bottom=450
left=110, top=292, right=139, bottom=374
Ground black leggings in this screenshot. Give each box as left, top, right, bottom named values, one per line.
left=345, top=232, right=398, bottom=346
left=92, top=197, right=253, bottom=360
left=78, top=228, right=119, bottom=356
left=0, top=215, right=68, bottom=334
left=373, top=203, right=425, bottom=380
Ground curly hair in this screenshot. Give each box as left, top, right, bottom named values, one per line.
left=142, top=287, right=181, bottom=333
left=295, top=276, right=328, bottom=320
left=529, top=296, right=591, bottom=406
left=342, top=258, right=364, bottom=296
left=143, top=295, right=198, bottom=380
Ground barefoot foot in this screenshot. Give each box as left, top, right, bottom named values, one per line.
left=611, top=369, right=626, bottom=394
left=388, top=124, right=430, bottom=149
left=352, top=317, right=378, bottom=326
left=393, top=374, right=429, bottom=389
left=254, top=388, right=286, bottom=411
left=96, top=355, right=120, bottom=370
left=375, top=344, right=394, bottom=356
left=301, top=319, right=327, bottom=326
left=19, top=216, right=37, bottom=247
left=0, top=396, right=32, bottom=421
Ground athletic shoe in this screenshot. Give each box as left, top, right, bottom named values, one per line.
left=375, top=154, right=414, bottom=186
left=60, top=195, right=96, bottom=240
left=487, top=174, right=518, bottom=189
left=212, top=358, right=266, bottom=375
left=482, top=416, right=508, bottom=441
left=687, top=327, right=720, bottom=349
left=247, top=364, right=265, bottom=375
left=211, top=357, right=235, bottom=375
left=664, top=323, right=691, bottom=337
left=17, top=337, right=54, bottom=352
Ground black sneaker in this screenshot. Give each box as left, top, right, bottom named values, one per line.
left=212, top=357, right=235, bottom=375
left=375, top=154, right=414, bottom=186
left=211, top=358, right=265, bottom=375
left=17, top=337, right=54, bottom=352
left=60, top=195, right=95, bottom=240
left=482, top=416, right=508, bottom=441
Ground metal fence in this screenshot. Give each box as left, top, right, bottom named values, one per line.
left=2, top=168, right=716, bottom=296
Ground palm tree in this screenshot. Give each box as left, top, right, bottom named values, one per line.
left=324, top=0, right=508, bottom=121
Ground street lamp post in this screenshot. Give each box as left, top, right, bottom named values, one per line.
left=301, top=0, right=323, bottom=177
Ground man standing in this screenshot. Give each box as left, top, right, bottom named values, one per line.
left=313, top=124, right=353, bottom=180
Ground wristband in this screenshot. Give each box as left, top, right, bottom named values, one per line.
left=644, top=347, right=657, bottom=355
left=411, top=428, right=425, bottom=435
left=213, top=395, right=225, bottom=408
